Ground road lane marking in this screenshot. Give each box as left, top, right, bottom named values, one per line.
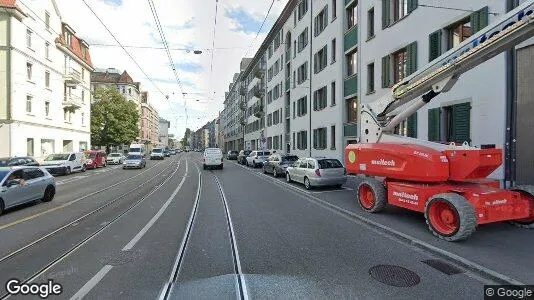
left=122, top=160, right=189, bottom=251
left=69, top=265, right=113, bottom=300
left=0, top=161, right=165, bottom=231
left=234, top=162, right=526, bottom=286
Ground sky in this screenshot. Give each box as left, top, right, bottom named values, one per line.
left=54, top=0, right=289, bottom=140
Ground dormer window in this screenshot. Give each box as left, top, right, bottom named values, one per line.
left=64, top=31, right=71, bottom=47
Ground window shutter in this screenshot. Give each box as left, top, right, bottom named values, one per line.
left=427, top=108, right=441, bottom=142
left=381, top=55, right=391, bottom=88
left=471, top=6, right=489, bottom=33
left=407, top=113, right=418, bottom=138
left=428, top=30, right=442, bottom=62
left=451, top=102, right=471, bottom=144
left=407, top=41, right=418, bottom=75
left=407, top=0, right=418, bottom=13
left=382, top=0, right=391, bottom=29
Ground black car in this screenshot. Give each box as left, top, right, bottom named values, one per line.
left=0, top=156, right=40, bottom=167
left=237, top=150, right=252, bottom=165
left=262, top=154, right=299, bottom=177
left=163, top=150, right=171, bottom=157
left=227, top=150, right=239, bottom=160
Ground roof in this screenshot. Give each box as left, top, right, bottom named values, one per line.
left=56, top=22, right=93, bottom=68
left=91, top=69, right=140, bottom=89
left=0, top=0, right=26, bottom=17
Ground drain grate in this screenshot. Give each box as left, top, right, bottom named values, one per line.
left=369, top=265, right=420, bottom=287
left=422, top=259, right=464, bottom=275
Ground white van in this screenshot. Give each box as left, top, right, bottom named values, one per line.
left=203, top=148, right=223, bottom=170
left=128, top=144, right=146, bottom=158
left=41, top=152, right=86, bottom=175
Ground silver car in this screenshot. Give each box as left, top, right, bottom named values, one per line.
left=285, top=157, right=347, bottom=190
left=123, top=154, right=146, bottom=169
left=246, top=150, right=271, bottom=168
left=106, top=153, right=125, bottom=165
left=0, top=166, right=56, bottom=215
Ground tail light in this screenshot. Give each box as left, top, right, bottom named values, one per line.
left=315, top=169, right=321, bottom=177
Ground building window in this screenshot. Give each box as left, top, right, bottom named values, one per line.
left=298, top=0, right=308, bottom=20
left=331, top=39, right=336, bottom=63
left=313, top=127, right=327, bottom=150
left=297, top=130, right=307, bottom=150
left=314, top=45, right=328, bottom=74
left=293, top=101, right=296, bottom=118
left=27, top=138, right=34, bottom=156
left=45, top=101, right=50, bottom=117
left=45, top=12, right=50, bottom=31
left=330, top=125, right=336, bottom=149
left=45, top=71, right=50, bottom=88
left=26, top=62, right=32, bottom=80
left=347, top=3, right=358, bottom=29
left=267, top=137, right=272, bottom=149
left=332, top=0, right=337, bottom=19
left=428, top=103, right=471, bottom=143
left=368, top=8, right=375, bottom=38
left=294, top=9, right=297, bottom=26
left=45, top=42, right=50, bottom=59
left=26, top=95, right=32, bottom=113
left=292, top=132, right=296, bottom=150
left=82, top=90, right=85, bottom=103
left=382, top=42, right=417, bottom=87
left=128, top=88, right=132, bottom=95
left=274, top=135, right=279, bottom=150
left=347, top=98, right=358, bottom=123
left=82, top=112, right=85, bottom=126
left=393, top=49, right=408, bottom=84
left=394, top=0, right=409, bottom=22
left=297, top=96, right=307, bottom=116
left=268, top=44, right=273, bottom=58
left=446, top=18, right=472, bottom=50
left=297, top=27, right=309, bottom=52
left=26, top=29, right=32, bottom=48
left=274, top=32, right=281, bottom=50
left=346, top=50, right=357, bottom=77
left=313, top=85, right=328, bottom=111
left=331, top=81, right=336, bottom=106
left=382, top=0, right=418, bottom=28
left=314, top=5, right=329, bottom=37
left=367, top=63, right=375, bottom=93
left=297, top=62, right=308, bottom=84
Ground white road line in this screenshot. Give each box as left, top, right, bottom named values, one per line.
left=122, top=160, right=189, bottom=251
left=69, top=265, right=113, bottom=300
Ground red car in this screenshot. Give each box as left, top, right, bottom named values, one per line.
left=84, top=151, right=107, bottom=169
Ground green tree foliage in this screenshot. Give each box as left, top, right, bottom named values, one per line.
left=91, top=87, right=139, bottom=149
left=181, top=128, right=191, bottom=147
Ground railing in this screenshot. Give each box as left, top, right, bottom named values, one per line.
left=63, top=93, right=82, bottom=109
left=344, top=75, right=358, bottom=97
left=64, top=67, right=81, bottom=84
left=344, top=25, right=358, bottom=52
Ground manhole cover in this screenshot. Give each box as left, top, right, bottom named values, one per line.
left=369, top=265, right=420, bottom=287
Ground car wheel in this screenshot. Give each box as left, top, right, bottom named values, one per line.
left=304, top=177, right=312, bottom=190
left=65, top=167, right=71, bottom=175
left=0, top=199, right=4, bottom=216
left=81, top=165, right=86, bottom=172
left=273, top=169, right=278, bottom=178
left=286, top=172, right=292, bottom=183
left=263, top=165, right=267, bottom=174
left=220, top=164, right=224, bottom=170
left=42, top=185, right=55, bottom=202
left=203, top=164, right=206, bottom=170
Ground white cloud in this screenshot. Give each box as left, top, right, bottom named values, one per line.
left=54, top=0, right=288, bottom=139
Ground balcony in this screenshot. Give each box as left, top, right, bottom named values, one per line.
left=253, top=86, right=265, bottom=98
left=253, top=103, right=264, bottom=118
left=344, top=25, right=358, bottom=52
left=343, top=123, right=358, bottom=137
left=63, top=93, right=82, bottom=110
left=285, top=77, right=290, bottom=91
left=285, top=105, right=290, bottom=119
left=254, top=68, right=264, bottom=79
left=344, top=75, right=358, bottom=97
left=64, top=67, right=81, bottom=86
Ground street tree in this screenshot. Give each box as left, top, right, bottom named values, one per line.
left=181, top=128, right=191, bottom=148
left=91, top=87, right=139, bottom=152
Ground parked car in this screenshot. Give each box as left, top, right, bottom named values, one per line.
left=84, top=150, right=107, bottom=169
left=285, top=157, right=347, bottom=190
left=227, top=150, right=239, bottom=160
left=169, top=149, right=177, bottom=155
left=246, top=150, right=271, bottom=168
left=203, top=148, right=224, bottom=170
left=164, top=150, right=171, bottom=157
left=150, top=148, right=165, bottom=160
left=237, top=150, right=251, bottom=165
left=41, top=152, right=86, bottom=175
left=0, top=157, right=40, bottom=167
left=0, top=166, right=56, bottom=215
left=106, top=153, right=125, bottom=165
left=263, top=154, right=299, bottom=177
left=123, top=154, right=146, bottom=169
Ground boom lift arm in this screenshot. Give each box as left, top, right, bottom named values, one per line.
left=360, top=1, right=534, bottom=147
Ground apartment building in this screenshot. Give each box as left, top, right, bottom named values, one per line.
left=0, top=0, right=93, bottom=160
left=158, top=118, right=170, bottom=147
left=140, top=91, right=159, bottom=148
left=357, top=0, right=534, bottom=183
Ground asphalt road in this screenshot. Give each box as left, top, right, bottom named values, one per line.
left=0, top=152, right=531, bottom=300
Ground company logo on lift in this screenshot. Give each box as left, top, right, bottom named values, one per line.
left=413, top=151, right=429, bottom=158
left=371, top=159, right=396, bottom=166
left=485, top=199, right=507, bottom=206
left=392, top=191, right=419, bottom=201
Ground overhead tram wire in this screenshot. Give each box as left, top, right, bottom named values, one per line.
left=209, top=0, right=219, bottom=101
left=80, top=0, right=168, bottom=100
left=243, top=0, right=276, bottom=58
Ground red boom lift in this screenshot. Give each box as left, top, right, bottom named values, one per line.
left=344, top=1, right=534, bottom=241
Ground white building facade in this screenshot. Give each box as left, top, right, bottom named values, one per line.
left=0, top=0, right=93, bottom=160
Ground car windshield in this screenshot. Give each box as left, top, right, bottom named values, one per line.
left=282, top=156, right=299, bottom=163
left=109, top=153, right=121, bottom=157
left=230, top=151, right=238, bottom=154
left=318, top=159, right=344, bottom=169
left=127, top=155, right=141, bottom=160
left=0, top=170, right=9, bottom=181
left=205, top=149, right=222, bottom=155
left=129, top=148, right=141, bottom=152
left=258, top=151, right=270, bottom=156
left=243, top=150, right=252, bottom=155
left=153, top=149, right=163, bottom=153
left=45, top=154, right=70, bottom=161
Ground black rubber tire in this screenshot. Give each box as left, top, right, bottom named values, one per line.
left=0, top=199, right=4, bottom=216
left=286, top=172, right=292, bottom=183
left=273, top=169, right=278, bottom=178
left=220, top=165, right=224, bottom=170
left=81, top=165, right=86, bottom=172
left=424, top=193, right=477, bottom=242
left=356, top=177, right=387, bottom=213
left=508, top=185, right=534, bottom=229
left=42, top=186, right=55, bottom=202
left=304, top=177, right=312, bottom=190
left=263, top=165, right=267, bottom=174
left=203, top=165, right=206, bottom=170
left=65, top=167, right=71, bottom=175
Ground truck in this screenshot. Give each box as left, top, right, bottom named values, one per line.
left=344, top=1, right=534, bottom=241
left=128, top=143, right=147, bottom=158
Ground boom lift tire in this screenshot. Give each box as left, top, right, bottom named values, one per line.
left=508, top=185, right=534, bottom=229
left=425, top=193, right=477, bottom=241
left=357, top=178, right=387, bottom=213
